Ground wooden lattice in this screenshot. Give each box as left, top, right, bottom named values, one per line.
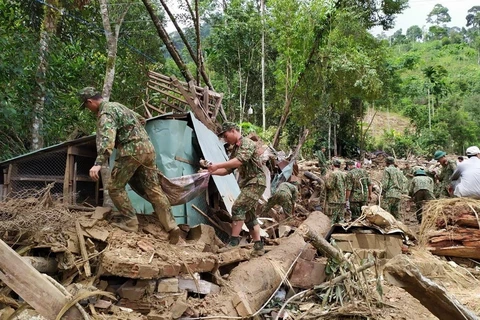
left=144, top=71, right=225, bottom=131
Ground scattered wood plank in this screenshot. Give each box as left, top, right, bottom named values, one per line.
left=384, top=254, right=477, bottom=320
left=0, top=239, right=83, bottom=319
left=76, top=220, right=92, bottom=277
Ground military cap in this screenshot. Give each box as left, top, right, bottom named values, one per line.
left=346, top=160, right=355, bottom=166
left=78, top=87, right=100, bottom=108
left=332, top=159, right=342, bottom=166
left=414, top=169, right=426, bottom=176
left=433, top=150, right=446, bottom=160
left=386, top=156, right=395, bottom=164
left=217, top=121, right=239, bottom=137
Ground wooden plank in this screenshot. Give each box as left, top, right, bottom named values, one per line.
left=0, top=239, right=83, bottom=319
left=203, top=86, right=209, bottom=112
left=384, top=254, right=477, bottom=320
left=428, top=246, right=480, bottom=259
left=69, top=146, right=97, bottom=158
left=76, top=220, right=92, bottom=277
left=159, top=99, right=186, bottom=113
left=148, top=79, right=181, bottom=94
left=146, top=84, right=188, bottom=105
left=6, top=164, right=13, bottom=194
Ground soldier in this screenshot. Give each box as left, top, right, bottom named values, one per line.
left=315, top=146, right=328, bottom=176
left=325, top=159, right=346, bottom=223
left=433, top=150, right=456, bottom=198
left=345, top=160, right=372, bottom=220
left=408, top=169, right=434, bottom=223
left=208, top=122, right=266, bottom=257
left=79, top=87, right=181, bottom=243
left=262, top=181, right=298, bottom=216
left=381, top=157, right=406, bottom=219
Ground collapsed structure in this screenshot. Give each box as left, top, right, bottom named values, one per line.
left=0, top=73, right=479, bottom=319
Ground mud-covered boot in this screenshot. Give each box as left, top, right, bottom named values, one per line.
left=111, top=216, right=139, bottom=232
left=251, top=240, right=265, bottom=257
left=217, top=236, right=241, bottom=253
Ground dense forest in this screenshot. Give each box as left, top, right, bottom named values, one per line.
left=1, top=0, right=479, bottom=161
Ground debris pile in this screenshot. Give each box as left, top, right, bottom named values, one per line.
left=420, top=198, right=480, bottom=260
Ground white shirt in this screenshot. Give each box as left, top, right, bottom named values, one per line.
left=451, top=156, right=480, bottom=198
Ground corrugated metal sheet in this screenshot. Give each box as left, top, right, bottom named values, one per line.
left=189, top=113, right=240, bottom=213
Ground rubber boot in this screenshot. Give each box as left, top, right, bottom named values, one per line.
left=251, top=240, right=265, bottom=257
left=111, top=215, right=139, bottom=232
left=217, top=236, right=241, bottom=253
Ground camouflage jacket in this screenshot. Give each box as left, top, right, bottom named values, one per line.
left=438, top=160, right=456, bottom=184
left=345, top=168, right=371, bottom=203
left=381, top=165, right=406, bottom=199
left=325, top=170, right=346, bottom=203
left=409, top=176, right=434, bottom=196
left=95, top=101, right=153, bottom=165
left=315, top=150, right=328, bottom=166
left=230, top=137, right=266, bottom=188
left=275, top=182, right=298, bottom=202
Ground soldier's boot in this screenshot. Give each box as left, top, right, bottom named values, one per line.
left=218, top=236, right=241, bottom=253
left=251, top=240, right=265, bottom=257
left=168, top=227, right=182, bottom=245
left=111, top=215, right=139, bottom=232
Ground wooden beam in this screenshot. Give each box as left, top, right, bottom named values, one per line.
left=384, top=254, right=477, bottom=320
left=0, top=239, right=83, bottom=319
left=76, top=221, right=92, bottom=277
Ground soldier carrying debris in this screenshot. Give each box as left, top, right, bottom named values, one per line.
left=262, top=181, right=299, bottom=216
left=345, top=160, right=372, bottom=220
left=325, top=159, right=346, bottom=223
left=208, top=122, right=266, bottom=257
left=381, top=157, right=406, bottom=219
left=79, top=87, right=182, bottom=244
left=408, top=169, right=434, bottom=223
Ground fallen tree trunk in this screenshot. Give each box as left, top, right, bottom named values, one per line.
left=384, top=254, right=477, bottom=320
left=199, top=210, right=331, bottom=317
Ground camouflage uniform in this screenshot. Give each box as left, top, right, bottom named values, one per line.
left=263, top=182, right=298, bottom=216
left=229, top=137, right=266, bottom=230
left=96, top=101, right=177, bottom=232
left=408, top=175, right=434, bottom=223
left=325, top=169, right=346, bottom=223
left=345, top=168, right=371, bottom=219
left=315, top=149, right=328, bottom=176
left=434, top=160, right=456, bottom=198
left=381, top=165, right=405, bottom=219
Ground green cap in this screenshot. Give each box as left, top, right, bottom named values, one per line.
left=78, top=87, right=100, bottom=108
left=433, top=150, right=446, bottom=160
left=386, top=156, right=395, bottom=164
left=414, top=169, right=426, bottom=176
left=346, top=160, right=355, bottom=166
left=217, top=121, right=239, bottom=137
left=333, top=159, right=341, bottom=166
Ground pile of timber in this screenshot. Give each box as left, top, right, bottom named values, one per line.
left=421, top=198, right=480, bottom=260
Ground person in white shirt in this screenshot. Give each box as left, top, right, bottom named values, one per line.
left=451, top=146, right=480, bottom=199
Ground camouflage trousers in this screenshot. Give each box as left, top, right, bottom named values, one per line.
left=263, top=190, right=294, bottom=216
left=108, top=153, right=177, bottom=232
left=381, top=197, right=401, bottom=219
left=328, top=203, right=346, bottom=224
left=232, top=183, right=266, bottom=230
left=434, top=184, right=452, bottom=199
left=412, top=190, right=434, bottom=223
left=350, top=201, right=366, bottom=219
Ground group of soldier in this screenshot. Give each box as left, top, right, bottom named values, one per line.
left=314, top=147, right=463, bottom=225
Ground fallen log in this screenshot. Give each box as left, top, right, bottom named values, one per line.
left=384, top=254, right=477, bottom=320
left=198, top=210, right=331, bottom=317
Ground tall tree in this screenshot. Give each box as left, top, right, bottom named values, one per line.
left=406, top=25, right=422, bottom=42
left=427, top=4, right=451, bottom=26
